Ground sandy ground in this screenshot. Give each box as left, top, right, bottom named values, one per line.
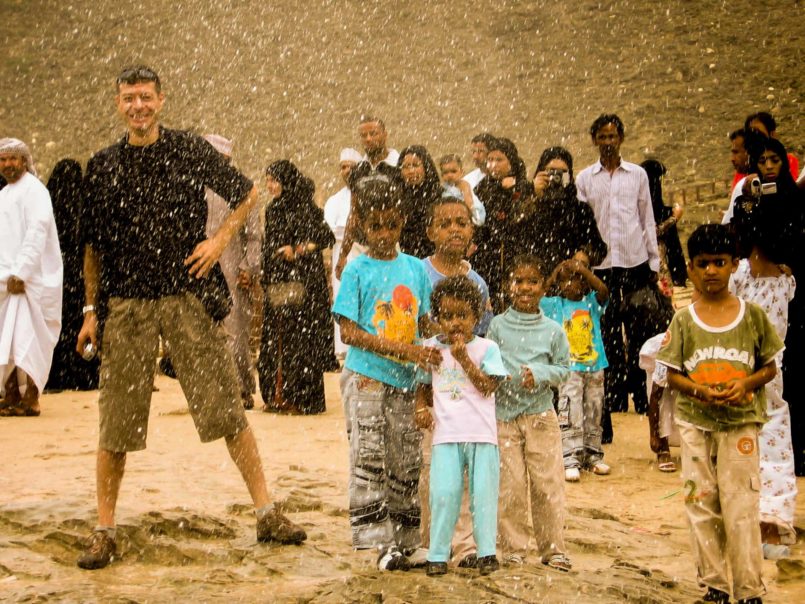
left=2, top=370, right=805, bottom=603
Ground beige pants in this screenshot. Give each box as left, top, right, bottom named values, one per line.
left=497, top=410, right=566, bottom=562
left=420, top=426, right=475, bottom=561
left=678, top=422, right=764, bottom=601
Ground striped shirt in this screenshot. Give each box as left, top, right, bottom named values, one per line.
left=576, top=159, right=660, bottom=271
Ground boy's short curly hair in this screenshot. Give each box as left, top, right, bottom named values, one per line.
left=352, top=176, right=402, bottom=219
left=431, top=275, right=483, bottom=321
left=687, top=224, right=737, bottom=260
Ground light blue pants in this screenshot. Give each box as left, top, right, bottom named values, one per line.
left=428, top=442, right=499, bottom=562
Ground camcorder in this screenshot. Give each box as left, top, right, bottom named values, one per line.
left=749, top=177, right=777, bottom=197
left=547, top=169, right=570, bottom=187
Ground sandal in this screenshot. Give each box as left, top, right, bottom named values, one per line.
left=657, top=452, right=677, bottom=473
left=544, top=553, right=572, bottom=572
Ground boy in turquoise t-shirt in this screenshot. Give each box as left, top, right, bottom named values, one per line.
left=657, top=225, right=782, bottom=604
left=541, top=258, right=610, bottom=481
left=332, top=177, right=441, bottom=571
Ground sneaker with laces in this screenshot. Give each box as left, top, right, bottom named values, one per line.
left=457, top=553, right=478, bottom=568
left=377, top=546, right=410, bottom=571
left=591, top=461, right=611, bottom=475
left=256, top=508, right=307, bottom=544
left=77, top=530, right=116, bottom=570
left=477, top=555, right=500, bottom=576
left=565, top=467, right=581, bottom=482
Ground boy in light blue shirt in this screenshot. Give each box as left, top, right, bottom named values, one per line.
left=541, top=258, right=610, bottom=481
left=332, top=177, right=440, bottom=571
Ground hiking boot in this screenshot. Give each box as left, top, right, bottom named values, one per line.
left=426, top=561, right=448, bottom=576
left=477, top=555, right=500, bottom=576
left=701, top=587, right=730, bottom=604
left=77, top=530, right=116, bottom=570
left=256, top=508, right=307, bottom=545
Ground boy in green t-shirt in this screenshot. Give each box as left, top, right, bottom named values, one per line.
left=657, top=225, right=782, bottom=604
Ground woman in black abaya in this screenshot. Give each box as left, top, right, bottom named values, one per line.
left=258, top=160, right=337, bottom=414
left=45, top=159, right=100, bottom=391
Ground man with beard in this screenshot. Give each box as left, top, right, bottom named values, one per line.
left=0, top=138, right=62, bottom=417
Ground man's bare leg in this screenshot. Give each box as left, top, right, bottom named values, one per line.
left=225, top=426, right=270, bottom=509
left=226, top=426, right=306, bottom=544
left=97, top=449, right=127, bottom=527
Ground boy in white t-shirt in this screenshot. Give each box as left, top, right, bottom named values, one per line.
left=414, top=275, right=508, bottom=577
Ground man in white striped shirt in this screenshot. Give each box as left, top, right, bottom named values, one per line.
left=576, top=114, right=662, bottom=443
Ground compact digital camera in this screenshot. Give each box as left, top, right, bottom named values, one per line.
left=547, top=169, right=570, bottom=187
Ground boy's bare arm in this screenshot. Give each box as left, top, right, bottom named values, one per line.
left=666, top=368, right=721, bottom=404
left=414, top=383, right=434, bottom=430
left=418, top=314, right=437, bottom=340
left=576, top=263, right=609, bottom=303
left=335, top=210, right=359, bottom=280
left=339, top=317, right=441, bottom=370
left=451, top=337, right=500, bottom=397
left=720, top=362, right=776, bottom=405
left=543, top=263, right=563, bottom=293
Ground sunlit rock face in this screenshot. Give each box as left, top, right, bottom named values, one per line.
left=2, top=0, right=802, bottom=203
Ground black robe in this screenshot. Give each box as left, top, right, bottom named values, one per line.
left=257, top=178, right=337, bottom=414
left=45, top=160, right=100, bottom=391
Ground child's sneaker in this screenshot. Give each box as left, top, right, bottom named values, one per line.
left=701, top=587, right=730, bottom=604
left=590, top=461, right=611, bottom=475
left=377, top=545, right=410, bottom=571
left=76, top=530, right=116, bottom=570
left=477, top=555, right=500, bottom=576
left=256, top=508, right=307, bottom=544
left=565, top=467, right=581, bottom=482
left=426, top=561, right=448, bottom=576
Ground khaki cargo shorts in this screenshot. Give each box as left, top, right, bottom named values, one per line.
left=98, top=294, right=248, bottom=452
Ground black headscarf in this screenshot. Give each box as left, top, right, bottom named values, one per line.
left=396, top=145, right=442, bottom=257
left=487, top=137, right=527, bottom=182
left=262, top=160, right=334, bottom=284
left=47, top=158, right=84, bottom=246
left=265, top=160, right=316, bottom=210
left=640, top=159, right=686, bottom=286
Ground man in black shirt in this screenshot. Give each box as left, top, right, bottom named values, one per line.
left=75, top=65, right=305, bottom=570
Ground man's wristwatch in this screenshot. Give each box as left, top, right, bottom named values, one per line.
left=82, top=305, right=96, bottom=315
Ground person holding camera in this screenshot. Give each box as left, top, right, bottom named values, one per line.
left=517, top=146, right=607, bottom=279
left=730, top=136, right=805, bottom=481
